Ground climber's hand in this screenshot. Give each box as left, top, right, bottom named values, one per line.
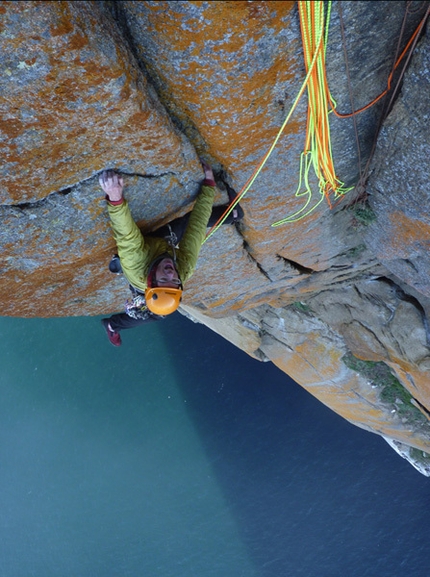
left=201, top=160, right=214, bottom=182
left=99, top=170, right=124, bottom=202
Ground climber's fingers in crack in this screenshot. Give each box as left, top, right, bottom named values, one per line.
left=99, top=170, right=122, bottom=186
left=99, top=170, right=123, bottom=199
left=200, top=159, right=214, bottom=181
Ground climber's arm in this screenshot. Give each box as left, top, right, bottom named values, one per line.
left=99, top=171, right=150, bottom=286
left=176, top=162, right=216, bottom=281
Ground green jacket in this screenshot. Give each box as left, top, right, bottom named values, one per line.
left=107, top=184, right=215, bottom=292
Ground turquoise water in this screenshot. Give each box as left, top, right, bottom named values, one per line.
left=0, top=314, right=429, bottom=577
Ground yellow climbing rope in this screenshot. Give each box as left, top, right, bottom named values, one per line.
left=204, top=0, right=347, bottom=241
left=204, top=0, right=428, bottom=239
left=272, top=0, right=352, bottom=226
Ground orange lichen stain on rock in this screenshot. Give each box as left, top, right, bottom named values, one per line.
left=144, top=4, right=197, bottom=51
left=52, top=79, right=81, bottom=102
left=318, top=397, right=390, bottom=430
left=139, top=0, right=300, bottom=166
left=294, top=379, right=407, bottom=436
left=244, top=220, right=324, bottom=269
left=388, top=362, right=430, bottom=412
left=196, top=109, right=301, bottom=176
left=268, top=347, right=321, bottom=385
left=294, top=338, right=345, bottom=382
left=50, top=8, right=74, bottom=37
left=247, top=0, right=295, bottom=19
left=0, top=116, right=27, bottom=139
left=2, top=46, right=150, bottom=198
left=200, top=0, right=295, bottom=36
left=0, top=259, right=117, bottom=318
left=127, top=109, right=153, bottom=129
left=79, top=58, right=123, bottom=83
left=68, top=32, right=89, bottom=50
left=387, top=211, right=430, bottom=253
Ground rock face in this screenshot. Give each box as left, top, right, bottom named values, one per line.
left=365, top=28, right=430, bottom=298
left=1, top=1, right=430, bottom=473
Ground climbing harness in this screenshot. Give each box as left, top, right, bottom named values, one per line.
left=124, top=286, right=152, bottom=320
left=165, top=224, right=179, bottom=261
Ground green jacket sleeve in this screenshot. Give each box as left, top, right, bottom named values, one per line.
left=107, top=200, right=151, bottom=289
left=176, top=185, right=215, bottom=282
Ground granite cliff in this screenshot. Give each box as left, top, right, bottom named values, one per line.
left=1, top=1, right=430, bottom=474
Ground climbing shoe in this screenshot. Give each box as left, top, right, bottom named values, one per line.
left=101, top=318, right=122, bottom=347
left=224, top=181, right=244, bottom=222
left=109, top=254, right=122, bottom=274
left=213, top=170, right=244, bottom=222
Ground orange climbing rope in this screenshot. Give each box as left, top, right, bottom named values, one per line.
left=204, top=0, right=331, bottom=240
left=298, top=0, right=347, bottom=208
left=272, top=0, right=352, bottom=225
left=203, top=1, right=429, bottom=238
left=332, top=6, right=430, bottom=118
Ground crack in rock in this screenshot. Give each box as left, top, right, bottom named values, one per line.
left=3, top=186, right=75, bottom=209
left=276, top=254, right=314, bottom=275
left=243, top=240, right=272, bottom=281
left=1, top=171, right=178, bottom=210
left=120, top=171, right=177, bottom=180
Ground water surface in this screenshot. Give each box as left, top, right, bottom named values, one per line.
left=0, top=314, right=428, bottom=577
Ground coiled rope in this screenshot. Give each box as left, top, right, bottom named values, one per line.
left=204, top=1, right=429, bottom=240
left=204, top=0, right=340, bottom=240
left=272, top=0, right=353, bottom=226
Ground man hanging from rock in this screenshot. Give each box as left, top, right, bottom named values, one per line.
left=99, top=161, right=243, bottom=346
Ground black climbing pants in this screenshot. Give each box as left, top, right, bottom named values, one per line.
left=106, top=311, right=160, bottom=332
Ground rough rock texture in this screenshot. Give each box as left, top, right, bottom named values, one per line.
left=1, top=1, right=430, bottom=473
left=365, top=27, right=430, bottom=298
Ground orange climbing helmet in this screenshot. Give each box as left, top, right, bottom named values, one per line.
left=145, top=252, right=183, bottom=316
left=145, top=286, right=182, bottom=316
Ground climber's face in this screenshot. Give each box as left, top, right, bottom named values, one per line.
left=155, top=258, right=181, bottom=288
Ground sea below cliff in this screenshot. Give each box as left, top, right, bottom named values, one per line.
left=0, top=313, right=428, bottom=577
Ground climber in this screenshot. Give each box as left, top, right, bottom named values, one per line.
left=99, top=161, right=243, bottom=346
